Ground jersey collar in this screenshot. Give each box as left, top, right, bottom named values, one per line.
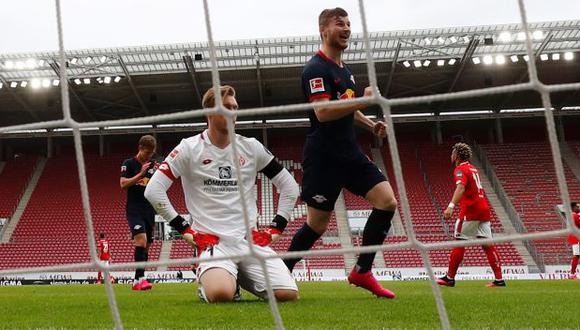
left=459, top=161, right=470, bottom=166
left=201, top=129, right=232, bottom=150
left=317, top=50, right=344, bottom=68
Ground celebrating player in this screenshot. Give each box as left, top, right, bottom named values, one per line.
left=120, top=135, right=158, bottom=291
left=283, top=7, right=397, bottom=298
left=97, top=233, right=112, bottom=284
left=437, top=143, right=505, bottom=288
left=567, top=202, right=580, bottom=279
left=145, top=85, right=299, bottom=303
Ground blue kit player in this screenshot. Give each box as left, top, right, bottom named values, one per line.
left=120, top=135, right=159, bottom=291
left=284, top=7, right=398, bottom=298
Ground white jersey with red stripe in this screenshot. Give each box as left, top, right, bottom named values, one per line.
left=158, top=130, right=274, bottom=243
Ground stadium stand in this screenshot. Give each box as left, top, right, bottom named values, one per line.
left=481, top=142, right=580, bottom=264
left=0, top=155, right=37, bottom=218
left=0, top=152, right=161, bottom=270
left=5, top=138, right=580, bottom=270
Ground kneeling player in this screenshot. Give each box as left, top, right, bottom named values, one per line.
left=145, top=85, right=299, bottom=302
left=437, top=143, right=505, bottom=288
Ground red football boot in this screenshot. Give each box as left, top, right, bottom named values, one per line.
left=347, top=268, right=396, bottom=299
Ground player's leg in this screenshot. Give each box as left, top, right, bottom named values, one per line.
left=570, top=243, right=579, bottom=279
left=343, top=157, right=395, bottom=298
left=285, top=156, right=340, bottom=271
left=199, top=268, right=237, bottom=302
left=438, top=219, right=469, bottom=287
left=477, top=221, right=505, bottom=287
left=357, top=181, right=397, bottom=272
left=284, top=207, right=331, bottom=271
left=128, top=211, right=151, bottom=290
left=239, top=245, right=299, bottom=302
left=97, top=268, right=102, bottom=284
left=197, top=244, right=239, bottom=303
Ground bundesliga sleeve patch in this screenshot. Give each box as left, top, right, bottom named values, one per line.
left=309, top=78, right=325, bottom=93
left=120, top=165, right=127, bottom=173
left=455, top=170, right=463, bottom=177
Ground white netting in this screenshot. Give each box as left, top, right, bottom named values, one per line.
left=0, top=0, right=579, bottom=329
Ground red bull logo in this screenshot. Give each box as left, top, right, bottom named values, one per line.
left=338, top=88, right=355, bottom=100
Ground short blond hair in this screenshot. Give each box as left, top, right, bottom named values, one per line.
left=138, top=135, right=156, bottom=149
left=201, top=85, right=236, bottom=109
left=452, top=142, right=472, bottom=161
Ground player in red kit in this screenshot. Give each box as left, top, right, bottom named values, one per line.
left=97, top=233, right=113, bottom=284
left=567, top=202, right=580, bottom=279
left=437, top=143, right=505, bottom=288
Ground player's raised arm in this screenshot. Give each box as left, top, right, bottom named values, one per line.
left=120, top=160, right=151, bottom=189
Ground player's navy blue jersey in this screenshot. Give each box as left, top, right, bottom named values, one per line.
left=120, top=157, right=156, bottom=213
left=301, top=50, right=361, bottom=159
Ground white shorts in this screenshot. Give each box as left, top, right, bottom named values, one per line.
left=197, top=241, right=297, bottom=300
left=454, top=219, right=492, bottom=240
left=572, top=243, right=580, bottom=256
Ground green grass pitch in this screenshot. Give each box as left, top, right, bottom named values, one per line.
left=0, top=280, right=578, bottom=329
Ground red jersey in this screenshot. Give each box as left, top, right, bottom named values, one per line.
left=453, top=161, right=490, bottom=221
left=567, top=213, right=580, bottom=245
left=98, top=239, right=111, bottom=261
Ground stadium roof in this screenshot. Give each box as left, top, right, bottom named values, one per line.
left=1, top=20, right=580, bottom=131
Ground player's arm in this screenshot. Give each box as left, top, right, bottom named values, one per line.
left=312, top=86, right=374, bottom=122
left=120, top=162, right=151, bottom=189
left=143, top=165, right=193, bottom=242
left=444, top=183, right=465, bottom=219
left=268, top=163, right=299, bottom=228
left=251, top=142, right=299, bottom=246
left=354, top=111, right=387, bottom=138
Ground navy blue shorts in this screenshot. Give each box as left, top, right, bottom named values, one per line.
left=301, top=150, right=386, bottom=212
left=126, top=208, right=155, bottom=243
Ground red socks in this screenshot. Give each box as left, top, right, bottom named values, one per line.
left=483, top=245, right=503, bottom=280
left=447, top=247, right=465, bottom=279
left=571, top=255, right=579, bottom=275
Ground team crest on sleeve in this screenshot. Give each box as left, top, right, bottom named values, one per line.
left=309, top=78, right=325, bottom=93
left=169, top=149, right=179, bottom=159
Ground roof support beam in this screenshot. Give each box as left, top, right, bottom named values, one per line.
left=383, top=41, right=401, bottom=97
left=448, top=38, right=479, bottom=93
left=183, top=55, right=203, bottom=106
left=255, top=45, right=265, bottom=107
left=49, top=62, right=96, bottom=121
left=118, top=56, right=149, bottom=116
left=0, top=75, right=41, bottom=121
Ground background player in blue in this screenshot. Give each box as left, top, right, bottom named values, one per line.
left=284, top=7, right=398, bottom=299
left=120, top=135, right=159, bottom=291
